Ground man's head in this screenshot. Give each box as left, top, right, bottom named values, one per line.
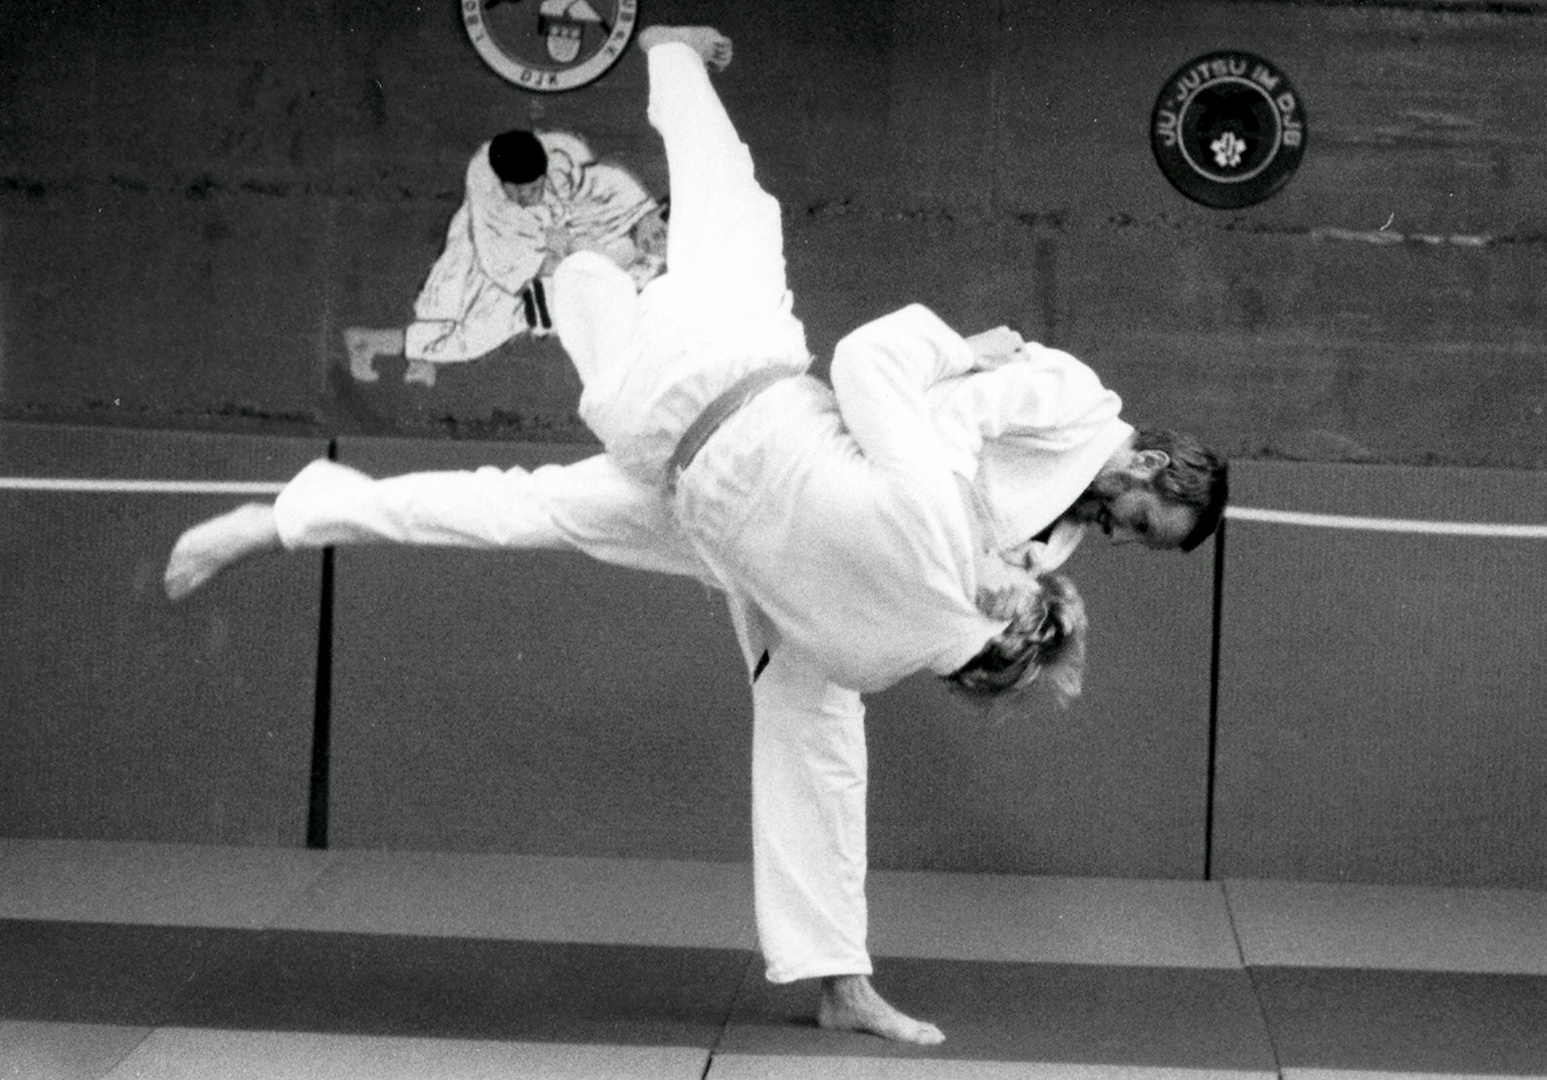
left=489, top=130, right=549, bottom=206
left=1067, top=429, right=1228, bottom=552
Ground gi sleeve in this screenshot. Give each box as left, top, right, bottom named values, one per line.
left=927, top=341, right=1125, bottom=462
left=829, top=304, right=981, bottom=481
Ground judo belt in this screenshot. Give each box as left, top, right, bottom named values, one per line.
left=667, top=365, right=802, bottom=488
left=521, top=279, right=552, bottom=332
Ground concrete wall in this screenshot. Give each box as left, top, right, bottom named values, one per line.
left=1, top=0, right=1544, bottom=467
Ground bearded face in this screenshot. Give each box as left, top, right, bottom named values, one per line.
left=1066, top=471, right=1199, bottom=549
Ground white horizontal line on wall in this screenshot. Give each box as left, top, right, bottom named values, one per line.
left=1227, top=506, right=1547, bottom=539
left=3, top=478, right=1544, bottom=539
left=0, top=477, right=287, bottom=495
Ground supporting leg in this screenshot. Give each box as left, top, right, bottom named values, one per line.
left=751, top=647, right=946, bottom=1045
left=819, top=974, right=946, bottom=1045
left=752, top=648, right=872, bottom=984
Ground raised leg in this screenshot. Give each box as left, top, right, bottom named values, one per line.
left=638, top=28, right=788, bottom=314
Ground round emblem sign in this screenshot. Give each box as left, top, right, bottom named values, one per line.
left=1151, top=51, right=1307, bottom=209
left=463, top=0, right=638, bottom=93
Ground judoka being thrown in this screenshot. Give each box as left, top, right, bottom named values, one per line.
left=164, top=24, right=1089, bottom=1043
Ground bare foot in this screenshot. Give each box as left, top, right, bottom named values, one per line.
left=163, top=503, right=282, bottom=601
left=637, top=25, right=733, bottom=70
left=344, top=327, right=406, bottom=382
left=403, top=357, right=438, bottom=387
left=818, top=974, right=945, bottom=1045
left=344, top=328, right=382, bottom=382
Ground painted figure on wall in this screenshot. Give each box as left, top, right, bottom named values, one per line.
left=345, top=128, right=667, bottom=388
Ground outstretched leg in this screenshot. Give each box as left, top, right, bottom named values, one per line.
left=163, top=503, right=282, bottom=600
left=165, top=457, right=701, bottom=602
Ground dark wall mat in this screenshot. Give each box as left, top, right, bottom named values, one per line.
left=723, top=955, right=1275, bottom=1068
left=866, top=533, right=1218, bottom=879
left=0, top=919, right=250, bottom=1027
left=326, top=437, right=755, bottom=861
left=1213, top=461, right=1547, bottom=888
left=1253, top=966, right=1547, bottom=1075
left=175, top=930, right=752, bottom=1047
left=327, top=439, right=1218, bottom=877
left=0, top=424, right=326, bottom=844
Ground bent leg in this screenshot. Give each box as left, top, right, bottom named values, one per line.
left=551, top=251, right=640, bottom=389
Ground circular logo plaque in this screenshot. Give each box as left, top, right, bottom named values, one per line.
left=1151, top=51, right=1307, bottom=209
left=463, top=0, right=638, bottom=93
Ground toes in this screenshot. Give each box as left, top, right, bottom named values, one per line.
left=914, top=1021, right=946, bottom=1046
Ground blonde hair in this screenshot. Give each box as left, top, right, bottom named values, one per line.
left=947, top=572, right=1088, bottom=709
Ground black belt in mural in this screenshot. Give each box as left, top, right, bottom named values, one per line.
left=1151, top=51, right=1307, bottom=209
left=463, top=0, right=639, bottom=92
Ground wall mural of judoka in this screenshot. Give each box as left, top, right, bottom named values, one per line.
left=345, top=127, right=667, bottom=388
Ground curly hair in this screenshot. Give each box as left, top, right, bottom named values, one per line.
left=945, top=572, right=1088, bottom=708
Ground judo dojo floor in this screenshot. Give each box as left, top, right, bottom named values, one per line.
left=4, top=839, right=1547, bottom=1080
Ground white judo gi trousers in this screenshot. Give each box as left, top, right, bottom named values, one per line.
left=271, top=455, right=872, bottom=984
left=270, top=42, right=873, bottom=984
left=550, top=39, right=870, bottom=980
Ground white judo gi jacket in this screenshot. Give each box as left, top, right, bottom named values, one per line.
left=666, top=303, right=1132, bottom=693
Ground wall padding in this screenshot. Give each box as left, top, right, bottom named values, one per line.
left=0, top=423, right=326, bottom=845
left=1212, top=460, right=1547, bottom=888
